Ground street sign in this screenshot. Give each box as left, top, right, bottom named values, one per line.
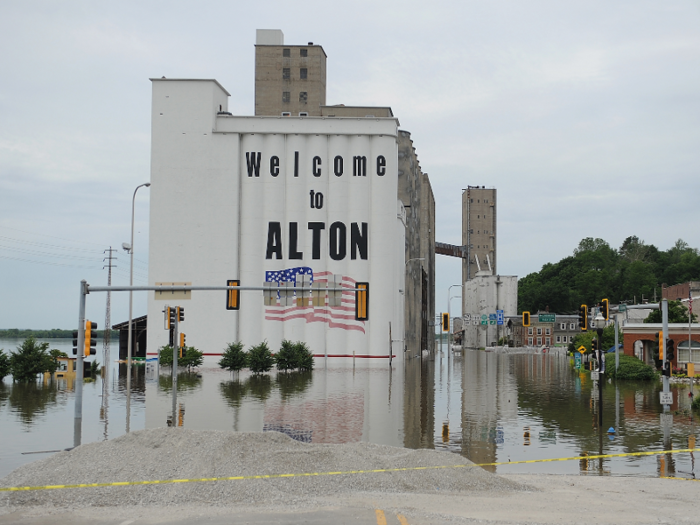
left=497, top=309, right=504, bottom=326
left=472, top=319, right=479, bottom=326
left=619, top=304, right=627, bottom=312
left=574, top=353, right=582, bottom=369
left=591, top=371, right=600, bottom=381
left=660, top=392, right=673, bottom=405
left=577, top=345, right=586, bottom=354
left=538, top=314, right=556, bottom=323
left=464, top=314, right=471, bottom=321
left=489, top=320, right=496, bottom=325
left=489, top=313, right=497, bottom=320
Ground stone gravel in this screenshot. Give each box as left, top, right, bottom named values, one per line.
left=0, top=428, right=525, bottom=509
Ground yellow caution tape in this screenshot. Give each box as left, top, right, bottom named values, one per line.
left=1, top=448, right=698, bottom=492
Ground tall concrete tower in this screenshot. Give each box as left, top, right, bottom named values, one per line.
left=254, top=29, right=327, bottom=116
left=462, top=187, right=497, bottom=283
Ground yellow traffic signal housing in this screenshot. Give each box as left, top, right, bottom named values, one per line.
left=355, top=283, right=369, bottom=321
left=177, top=306, right=185, bottom=322
left=442, top=312, right=450, bottom=332
left=226, top=280, right=240, bottom=310
left=578, top=305, right=588, bottom=331
left=658, top=331, right=664, bottom=361
left=179, top=333, right=186, bottom=358
left=522, top=311, right=530, bottom=327
left=601, top=298, right=609, bottom=320
left=84, top=320, right=97, bottom=357
left=165, top=306, right=172, bottom=329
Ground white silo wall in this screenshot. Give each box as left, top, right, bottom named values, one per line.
left=147, top=79, right=404, bottom=365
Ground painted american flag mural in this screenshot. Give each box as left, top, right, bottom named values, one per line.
left=264, top=267, right=365, bottom=333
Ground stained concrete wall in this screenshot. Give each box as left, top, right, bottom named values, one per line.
left=398, top=130, right=435, bottom=357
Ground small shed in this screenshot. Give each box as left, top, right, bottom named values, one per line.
left=112, top=315, right=148, bottom=360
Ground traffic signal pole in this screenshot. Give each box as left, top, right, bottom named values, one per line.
left=662, top=299, right=670, bottom=413
left=74, top=280, right=87, bottom=448
left=171, top=313, right=178, bottom=426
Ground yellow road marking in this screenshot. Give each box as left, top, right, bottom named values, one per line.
left=397, top=513, right=410, bottom=525
left=375, top=509, right=387, bottom=525
left=1, top=448, right=698, bottom=492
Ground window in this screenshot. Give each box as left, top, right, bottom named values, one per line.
left=545, top=328, right=551, bottom=335
left=283, top=68, right=290, bottom=80
left=283, top=48, right=290, bottom=57
left=282, top=91, right=290, bottom=103
left=545, top=337, right=551, bottom=345
left=528, top=327, right=533, bottom=335
left=300, top=68, right=307, bottom=79
left=570, top=323, right=576, bottom=330
left=300, top=48, right=308, bottom=57
left=537, top=328, right=542, bottom=335
left=537, top=337, right=542, bottom=345
left=528, top=337, right=533, bottom=345
left=560, top=323, right=566, bottom=330
left=562, top=336, right=567, bottom=343
left=470, top=198, right=473, bottom=203
left=556, top=336, right=561, bottom=343
left=299, top=92, right=307, bottom=103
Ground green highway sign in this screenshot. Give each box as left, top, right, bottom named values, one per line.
left=619, top=304, right=627, bottom=312
left=538, top=314, right=556, bottom=323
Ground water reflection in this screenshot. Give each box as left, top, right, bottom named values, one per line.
left=8, top=381, right=64, bottom=427
left=158, top=371, right=202, bottom=393
left=277, top=371, right=313, bottom=400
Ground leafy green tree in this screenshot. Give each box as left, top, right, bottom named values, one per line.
left=0, top=350, right=10, bottom=381
left=180, top=347, right=203, bottom=370
left=643, top=300, right=697, bottom=323
left=159, top=345, right=203, bottom=370
left=248, top=341, right=274, bottom=374
left=293, top=341, right=314, bottom=371
left=158, top=345, right=176, bottom=367
left=9, top=337, right=58, bottom=382
left=275, top=340, right=297, bottom=371
left=219, top=342, right=248, bottom=372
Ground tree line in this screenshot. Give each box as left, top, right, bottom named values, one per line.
left=518, top=236, right=700, bottom=314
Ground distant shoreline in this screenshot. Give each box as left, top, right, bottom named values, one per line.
left=0, top=330, right=118, bottom=339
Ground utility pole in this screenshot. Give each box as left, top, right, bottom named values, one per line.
left=101, top=247, right=116, bottom=440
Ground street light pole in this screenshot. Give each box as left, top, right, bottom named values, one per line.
left=125, top=182, right=150, bottom=433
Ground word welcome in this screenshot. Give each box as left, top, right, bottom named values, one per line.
left=246, top=152, right=387, bottom=178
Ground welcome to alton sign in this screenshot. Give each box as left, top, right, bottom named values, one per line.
left=146, top=79, right=406, bottom=362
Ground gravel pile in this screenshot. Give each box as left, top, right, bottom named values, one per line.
left=0, top=429, right=525, bottom=509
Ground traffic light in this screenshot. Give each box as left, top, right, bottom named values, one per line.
left=165, top=307, right=173, bottom=329
left=179, top=333, right=186, bottom=358
left=601, top=299, right=609, bottom=321
left=72, top=330, right=79, bottom=355
left=592, top=339, right=598, bottom=352
left=177, top=306, right=185, bottom=322
left=658, top=331, right=664, bottom=361
left=666, top=338, right=675, bottom=362
left=442, top=312, right=450, bottom=332
left=522, top=311, right=530, bottom=327
left=84, top=320, right=97, bottom=357
left=226, top=280, right=240, bottom=310
left=578, top=305, right=588, bottom=331
left=355, top=282, right=369, bottom=321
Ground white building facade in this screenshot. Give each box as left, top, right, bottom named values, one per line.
left=462, top=275, right=518, bottom=349
left=147, top=79, right=406, bottom=363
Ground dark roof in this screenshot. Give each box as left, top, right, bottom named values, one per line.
left=112, top=315, right=148, bottom=330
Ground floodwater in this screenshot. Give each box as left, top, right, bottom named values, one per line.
left=1, top=338, right=698, bottom=480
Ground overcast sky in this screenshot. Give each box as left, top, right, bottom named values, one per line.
left=1, top=0, right=699, bottom=329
